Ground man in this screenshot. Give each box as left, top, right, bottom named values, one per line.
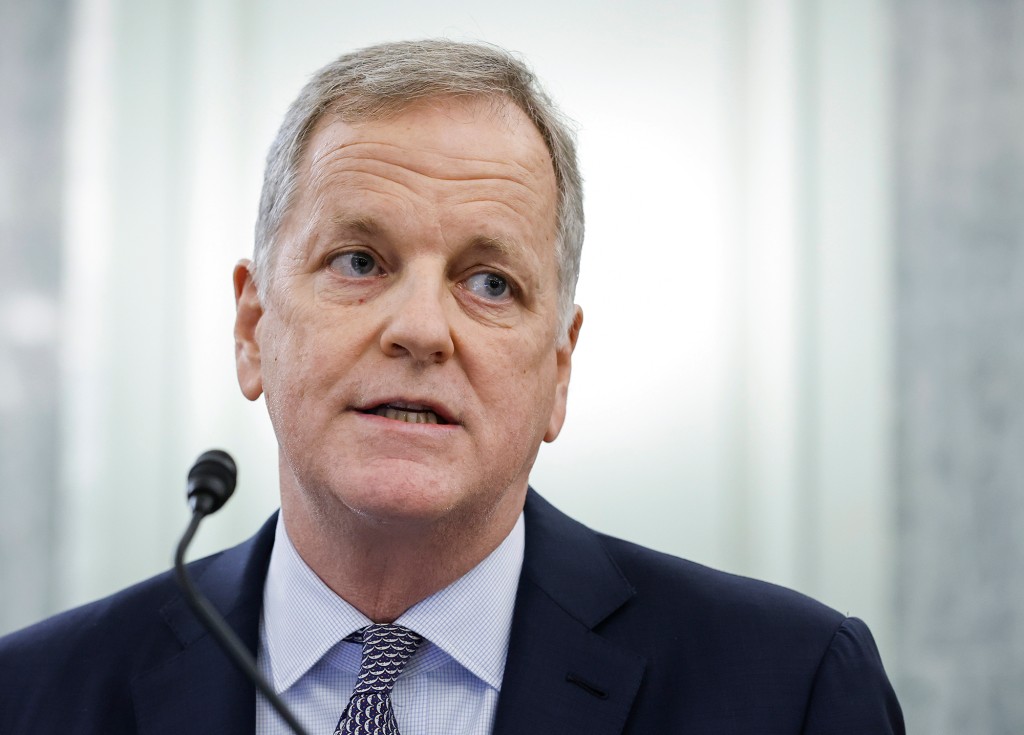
left=0, top=40, right=903, bottom=734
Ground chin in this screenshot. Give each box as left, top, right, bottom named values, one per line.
left=324, top=466, right=476, bottom=526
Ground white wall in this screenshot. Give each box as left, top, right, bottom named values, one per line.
left=58, top=0, right=895, bottom=660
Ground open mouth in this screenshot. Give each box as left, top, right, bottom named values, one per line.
left=359, top=402, right=451, bottom=425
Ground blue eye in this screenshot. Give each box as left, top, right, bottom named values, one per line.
left=330, top=251, right=379, bottom=277
left=465, top=272, right=511, bottom=300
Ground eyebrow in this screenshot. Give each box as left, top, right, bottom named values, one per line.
left=473, top=235, right=526, bottom=259
left=327, top=215, right=380, bottom=236
left=327, top=215, right=526, bottom=258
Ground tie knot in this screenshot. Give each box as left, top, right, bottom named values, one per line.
left=351, top=623, right=424, bottom=695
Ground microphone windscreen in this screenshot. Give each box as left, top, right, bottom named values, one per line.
left=187, top=449, right=237, bottom=514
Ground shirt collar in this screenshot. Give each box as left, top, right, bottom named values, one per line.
left=261, top=510, right=525, bottom=694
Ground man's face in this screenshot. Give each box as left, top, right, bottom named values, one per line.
left=234, top=96, right=580, bottom=534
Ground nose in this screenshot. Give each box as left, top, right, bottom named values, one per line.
left=379, top=271, right=455, bottom=364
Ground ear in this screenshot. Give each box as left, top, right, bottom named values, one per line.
left=233, top=259, right=264, bottom=401
left=544, top=305, right=583, bottom=443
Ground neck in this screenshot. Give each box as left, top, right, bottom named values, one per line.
left=280, top=484, right=526, bottom=623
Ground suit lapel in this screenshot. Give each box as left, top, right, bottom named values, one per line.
left=132, top=514, right=278, bottom=735
left=493, top=492, right=646, bottom=735
left=126, top=497, right=644, bottom=734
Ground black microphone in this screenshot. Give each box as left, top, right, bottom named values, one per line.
left=174, top=450, right=311, bottom=735
left=186, top=449, right=236, bottom=514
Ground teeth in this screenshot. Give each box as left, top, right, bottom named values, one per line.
left=375, top=406, right=440, bottom=424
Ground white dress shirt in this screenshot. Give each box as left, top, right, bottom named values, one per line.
left=256, top=511, right=525, bottom=735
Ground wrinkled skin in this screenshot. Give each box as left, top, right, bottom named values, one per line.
left=233, top=96, right=582, bottom=617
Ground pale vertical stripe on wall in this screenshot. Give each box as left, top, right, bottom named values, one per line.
left=0, top=0, right=69, bottom=635
left=895, top=1, right=1024, bottom=731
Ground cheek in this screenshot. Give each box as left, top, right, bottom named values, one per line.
left=476, top=339, right=559, bottom=437
left=260, top=320, right=332, bottom=424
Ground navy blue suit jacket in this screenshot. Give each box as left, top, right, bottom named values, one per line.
left=0, top=491, right=904, bottom=733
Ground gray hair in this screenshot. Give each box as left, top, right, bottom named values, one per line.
left=253, top=39, right=584, bottom=336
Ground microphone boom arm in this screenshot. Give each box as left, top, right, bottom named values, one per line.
left=174, top=452, right=311, bottom=735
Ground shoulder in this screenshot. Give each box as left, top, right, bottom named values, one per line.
left=0, top=540, right=238, bottom=664
left=521, top=491, right=904, bottom=731
left=0, top=512, right=277, bottom=660
left=0, top=565, right=180, bottom=666
left=592, top=533, right=904, bottom=732
left=0, top=567, right=185, bottom=732
left=597, top=531, right=845, bottom=640
left=524, top=490, right=845, bottom=644
left=0, top=517, right=275, bottom=733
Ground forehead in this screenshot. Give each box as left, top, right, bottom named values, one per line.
left=290, top=96, right=559, bottom=243
left=307, top=94, right=553, bottom=176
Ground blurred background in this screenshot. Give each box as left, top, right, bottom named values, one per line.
left=2, top=0, right=1022, bottom=731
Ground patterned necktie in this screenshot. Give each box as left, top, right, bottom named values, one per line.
left=334, top=623, right=424, bottom=735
